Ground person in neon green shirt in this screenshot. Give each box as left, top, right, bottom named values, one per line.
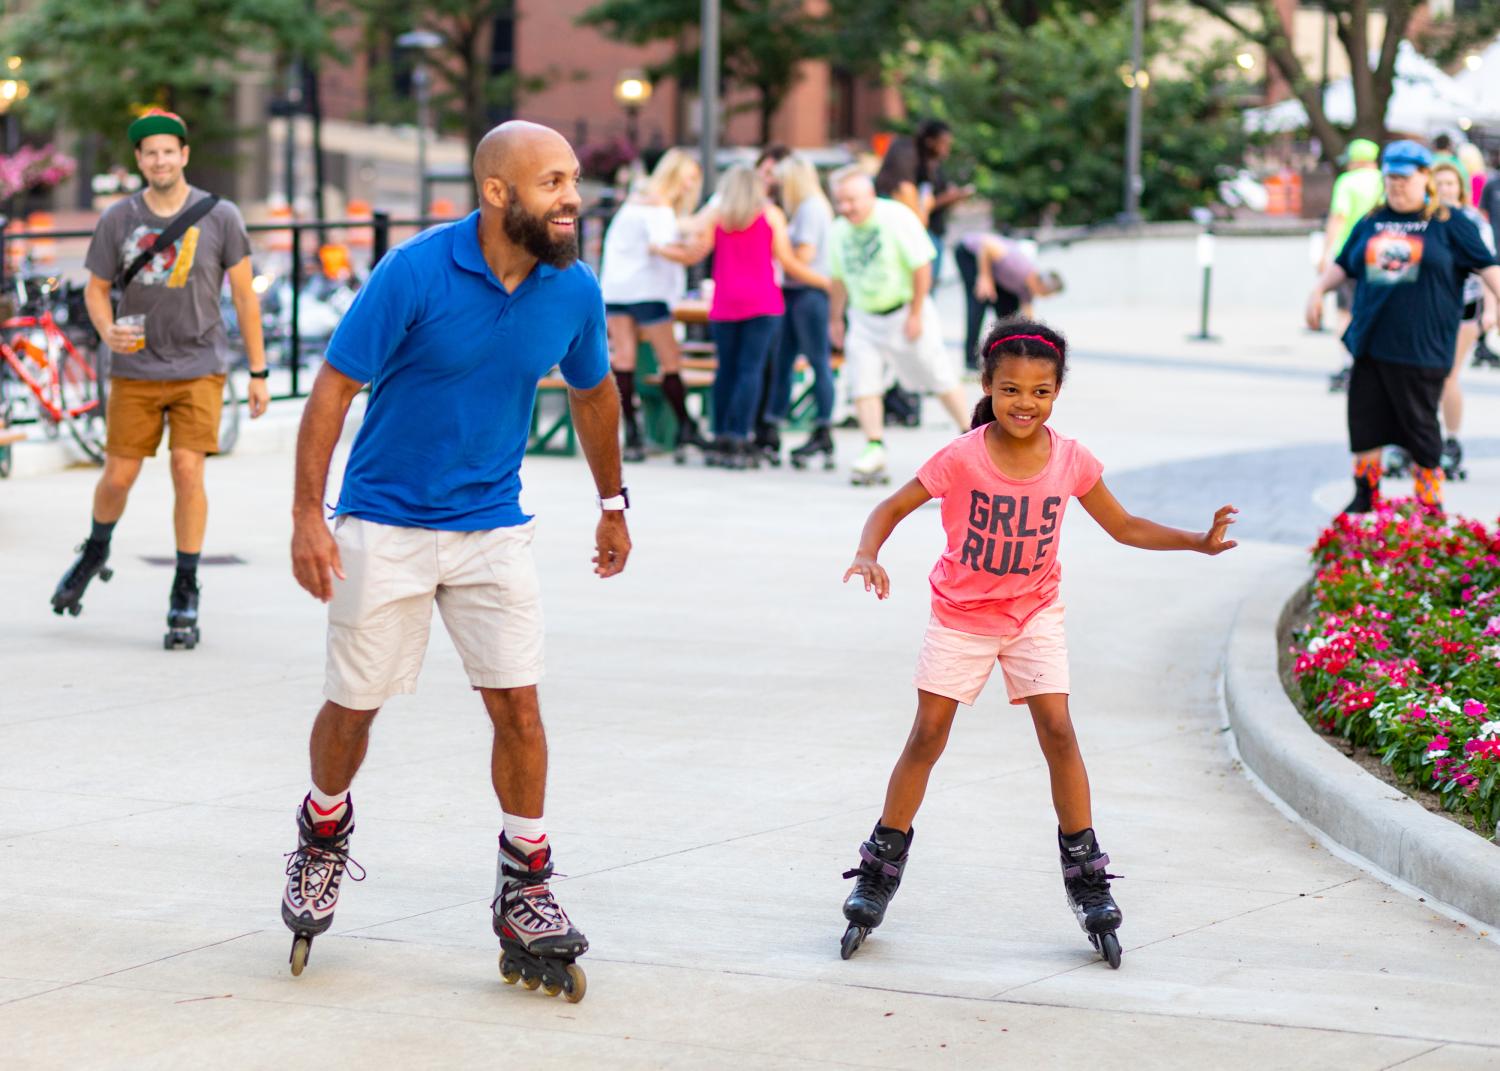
left=1320, top=139, right=1384, bottom=275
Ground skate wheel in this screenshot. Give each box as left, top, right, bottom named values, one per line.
left=68, top=604, right=82, bottom=617
left=163, top=634, right=174, bottom=650
left=522, top=973, right=542, bottom=991
left=543, top=979, right=563, bottom=997
left=839, top=925, right=865, bottom=960
left=562, top=963, right=586, bottom=1004
left=499, top=953, right=521, bottom=984
left=1099, top=931, right=1121, bottom=969
left=290, top=936, right=311, bottom=976
left=99, top=568, right=113, bottom=582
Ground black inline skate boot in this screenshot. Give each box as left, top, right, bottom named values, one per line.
left=623, top=417, right=647, bottom=463
left=674, top=418, right=709, bottom=465
left=163, top=571, right=201, bottom=650
left=839, top=823, right=912, bottom=959
left=282, top=795, right=363, bottom=976
left=1059, top=827, right=1123, bottom=969
left=789, top=425, right=835, bottom=471
left=754, top=422, right=782, bottom=467
left=51, top=538, right=113, bottom=617
left=493, top=834, right=588, bottom=1003
left=1441, top=437, right=1467, bottom=481
left=1472, top=336, right=1500, bottom=369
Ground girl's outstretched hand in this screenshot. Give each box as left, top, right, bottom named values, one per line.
left=1201, top=505, right=1240, bottom=554
left=844, top=554, right=891, bottom=599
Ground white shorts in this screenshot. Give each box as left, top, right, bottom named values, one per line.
left=913, top=604, right=1070, bottom=706
left=324, top=516, right=545, bottom=709
left=846, top=301, right=958, bottom=399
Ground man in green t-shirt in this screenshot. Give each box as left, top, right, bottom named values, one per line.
left=827, top=166, right=970, bottom=485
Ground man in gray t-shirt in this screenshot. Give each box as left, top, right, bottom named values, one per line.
left=53, top=109, right=269, bottom=649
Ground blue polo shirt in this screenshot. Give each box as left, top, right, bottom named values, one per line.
left=325, top=212, right=609, bottom=530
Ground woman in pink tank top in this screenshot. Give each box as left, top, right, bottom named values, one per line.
left=659, top=164, right=828, bottom=468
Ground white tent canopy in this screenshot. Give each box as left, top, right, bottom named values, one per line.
left=1245, top=41, right=1500, bottom=136
left=1453, top=32, right=1500, bottom=115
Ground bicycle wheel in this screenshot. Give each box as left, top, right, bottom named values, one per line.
left=57, top=346, right=106, bottom=464
left=217, top=372, right=241, bottom=455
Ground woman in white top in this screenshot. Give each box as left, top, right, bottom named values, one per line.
left=599, top=148, right=704, bottom=461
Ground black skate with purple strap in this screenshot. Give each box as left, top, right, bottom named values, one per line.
left=1059, top=827, right=1124, bottom=969
left=839, top=824, right=911, bottom=959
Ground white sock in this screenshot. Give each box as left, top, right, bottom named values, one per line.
left=305, top=784, right=349, bottom=822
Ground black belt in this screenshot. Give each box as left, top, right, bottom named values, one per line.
left=868, top=301, right=907, bottom=316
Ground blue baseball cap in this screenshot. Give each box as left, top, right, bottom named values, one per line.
left=1381, top=140, right=1433, bottom=176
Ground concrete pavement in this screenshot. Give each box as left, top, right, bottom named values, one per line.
left=3, top=267, right=1500, bottom=1068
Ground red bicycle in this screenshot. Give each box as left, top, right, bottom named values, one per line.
left=0, top=275, right=106, bottom=469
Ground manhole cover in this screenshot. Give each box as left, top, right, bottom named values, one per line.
left=140, top=555, right=247, bottom=566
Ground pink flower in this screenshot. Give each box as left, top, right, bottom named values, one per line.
left=1464, top=699, right=1488, bottom=718
left=1428, top=735, right=1451, bottom=752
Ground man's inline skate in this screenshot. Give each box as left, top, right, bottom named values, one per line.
left=164, top=572, right=201, bottom=650
left=754, top=422, right=783, bottom=467
left=850, top=441, right=890, bottom=487
left=281, top=796, right=363, bottom=976
left=789, top=425, right=836, bottom=471
left=839, top=824, right=911, bottom=959
left=493, top=834, right=588, bottom=1003
left=1383, top=445, right=1413, bottom=479
left=1058, top=827, right=1123, bottom=969
left=51, top=539, right=113, bottom=616
left=673, top=418, right=710, bottom=465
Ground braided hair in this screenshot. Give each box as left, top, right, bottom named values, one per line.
left=971, top=319, right=1068, bottom=430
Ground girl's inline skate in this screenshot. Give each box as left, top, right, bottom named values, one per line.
left=1059, top=827, right=1123, bottom=969
left=839, top=824, right=911, bottom=959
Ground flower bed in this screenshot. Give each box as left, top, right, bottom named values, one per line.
left=1290, top=500, right=1500, bottom=835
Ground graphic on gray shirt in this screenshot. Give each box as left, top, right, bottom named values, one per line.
left=83, top=187, right=252, bottom=380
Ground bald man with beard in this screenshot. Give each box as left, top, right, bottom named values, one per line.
left=279, top=122, right=626, bottom=999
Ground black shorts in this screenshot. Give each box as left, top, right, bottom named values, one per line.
left=1347, top=357, right=1447, bottom=469
left=605, top=301, right=672, bottom=326
left=1463, top=298, right=1481, bottom=322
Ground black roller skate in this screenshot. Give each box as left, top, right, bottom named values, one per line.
left=839, top=824, right=911, bottom=959
left=282, top=795, right=363, bottom=976
left=163, top=571, right=201, bottom=650
left=493, top=834, right=588, bottom=1003
left=51, top=538, right=113, bottom=616
left=1383, top=446, right=1412, bottom=479
left=1441, top=437, right=1467, bottom=481
left=1059, top=828, right=1123, bottom=969
left=623, top=417, right=647, bottom=463
left=754, top=422, right=783, bottom=467
left=1472, top=335, right=1500, bottom=369
left=673, top=418, right=709, bottom=465
left=1327, top=364, right=1352, bottom=393
left=789, top=425, right=835, bottom=471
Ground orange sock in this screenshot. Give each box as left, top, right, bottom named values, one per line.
left=1354, top=457, right=1382, bottom=503
left=1413, top=466, right=1443, bottom=509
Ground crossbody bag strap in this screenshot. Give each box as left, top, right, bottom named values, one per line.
left=117, top=194, right=220, bottom=292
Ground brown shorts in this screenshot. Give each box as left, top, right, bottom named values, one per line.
left=105, top=374, right=224, bottom=458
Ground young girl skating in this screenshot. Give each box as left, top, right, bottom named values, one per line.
left=839, top=320, right=1238, bottom=967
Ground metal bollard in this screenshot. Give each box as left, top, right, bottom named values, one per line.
left=1189, top=229, right=1219, bottom=342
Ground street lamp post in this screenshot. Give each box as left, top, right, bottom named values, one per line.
left=1121, top=0, right=1145, bottom=225
left=700, top=0, right=720, bottom=198
left=0, top=56, right=30, bottom=224
left=613, top=70, right=653, bottom=153
left=397, top=30, right=443, bottom=218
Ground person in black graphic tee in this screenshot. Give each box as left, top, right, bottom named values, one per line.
left=833, top=319, right=1238, bottom=965
left=1308, top=139, right=1500, bottom=513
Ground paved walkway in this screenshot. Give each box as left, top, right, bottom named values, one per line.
left=3, top=285, right=1500, bottom=1068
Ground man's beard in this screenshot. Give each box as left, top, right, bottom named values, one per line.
left=503, top=190, right=578, bottom=269
left=148, top=172, right=184, bottom=194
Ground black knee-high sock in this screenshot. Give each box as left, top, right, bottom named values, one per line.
left=613, top=369, right=637, bottom=423
left=660, top=372, right=691, bottom=424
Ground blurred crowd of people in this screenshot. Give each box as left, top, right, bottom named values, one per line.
left=594, top=122, right=1065, bottom=481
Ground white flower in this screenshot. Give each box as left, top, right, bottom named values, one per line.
left=1436, top=695, right=1462, bottom=714
left=1307, top=636, right=1328, bottom=653
left=1479, top=721, right=1500, bottom=740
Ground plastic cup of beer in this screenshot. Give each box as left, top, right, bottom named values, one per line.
left=118, top=314, right=146, bottom=353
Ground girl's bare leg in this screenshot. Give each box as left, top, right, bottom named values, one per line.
left=879, top=690, right=961, bottom=831
left=1025, top=692, right=1092, bottom=833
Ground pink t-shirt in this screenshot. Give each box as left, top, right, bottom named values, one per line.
left=915, top=425, right=1103, bottom=636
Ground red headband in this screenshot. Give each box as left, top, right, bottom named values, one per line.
left=986, top=333, right=1060, bottom=357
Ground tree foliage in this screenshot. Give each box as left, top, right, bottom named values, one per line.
left=5, top=0, right=335, bottom=165
left=898, top=6, right=1252, bottom=226
left=346, top=0, right=544, bottom=161
left=577, top=0, right=825, bottom=143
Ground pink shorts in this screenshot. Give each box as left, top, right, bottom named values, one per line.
left=913, top=604, right=1069, bottom=706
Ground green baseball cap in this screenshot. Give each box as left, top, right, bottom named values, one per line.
left=1346, top=138, right=1379, bottom=164
left=128, top=109, right=189, bottom=146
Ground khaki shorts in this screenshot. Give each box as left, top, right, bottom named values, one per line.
left=105, top=374, right=224, bottom=458
left=846, top=302, right=958, bottom=399
left=913, top=604, right=1069, bottom=706
left=325, top=516, right=545, bottom=709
